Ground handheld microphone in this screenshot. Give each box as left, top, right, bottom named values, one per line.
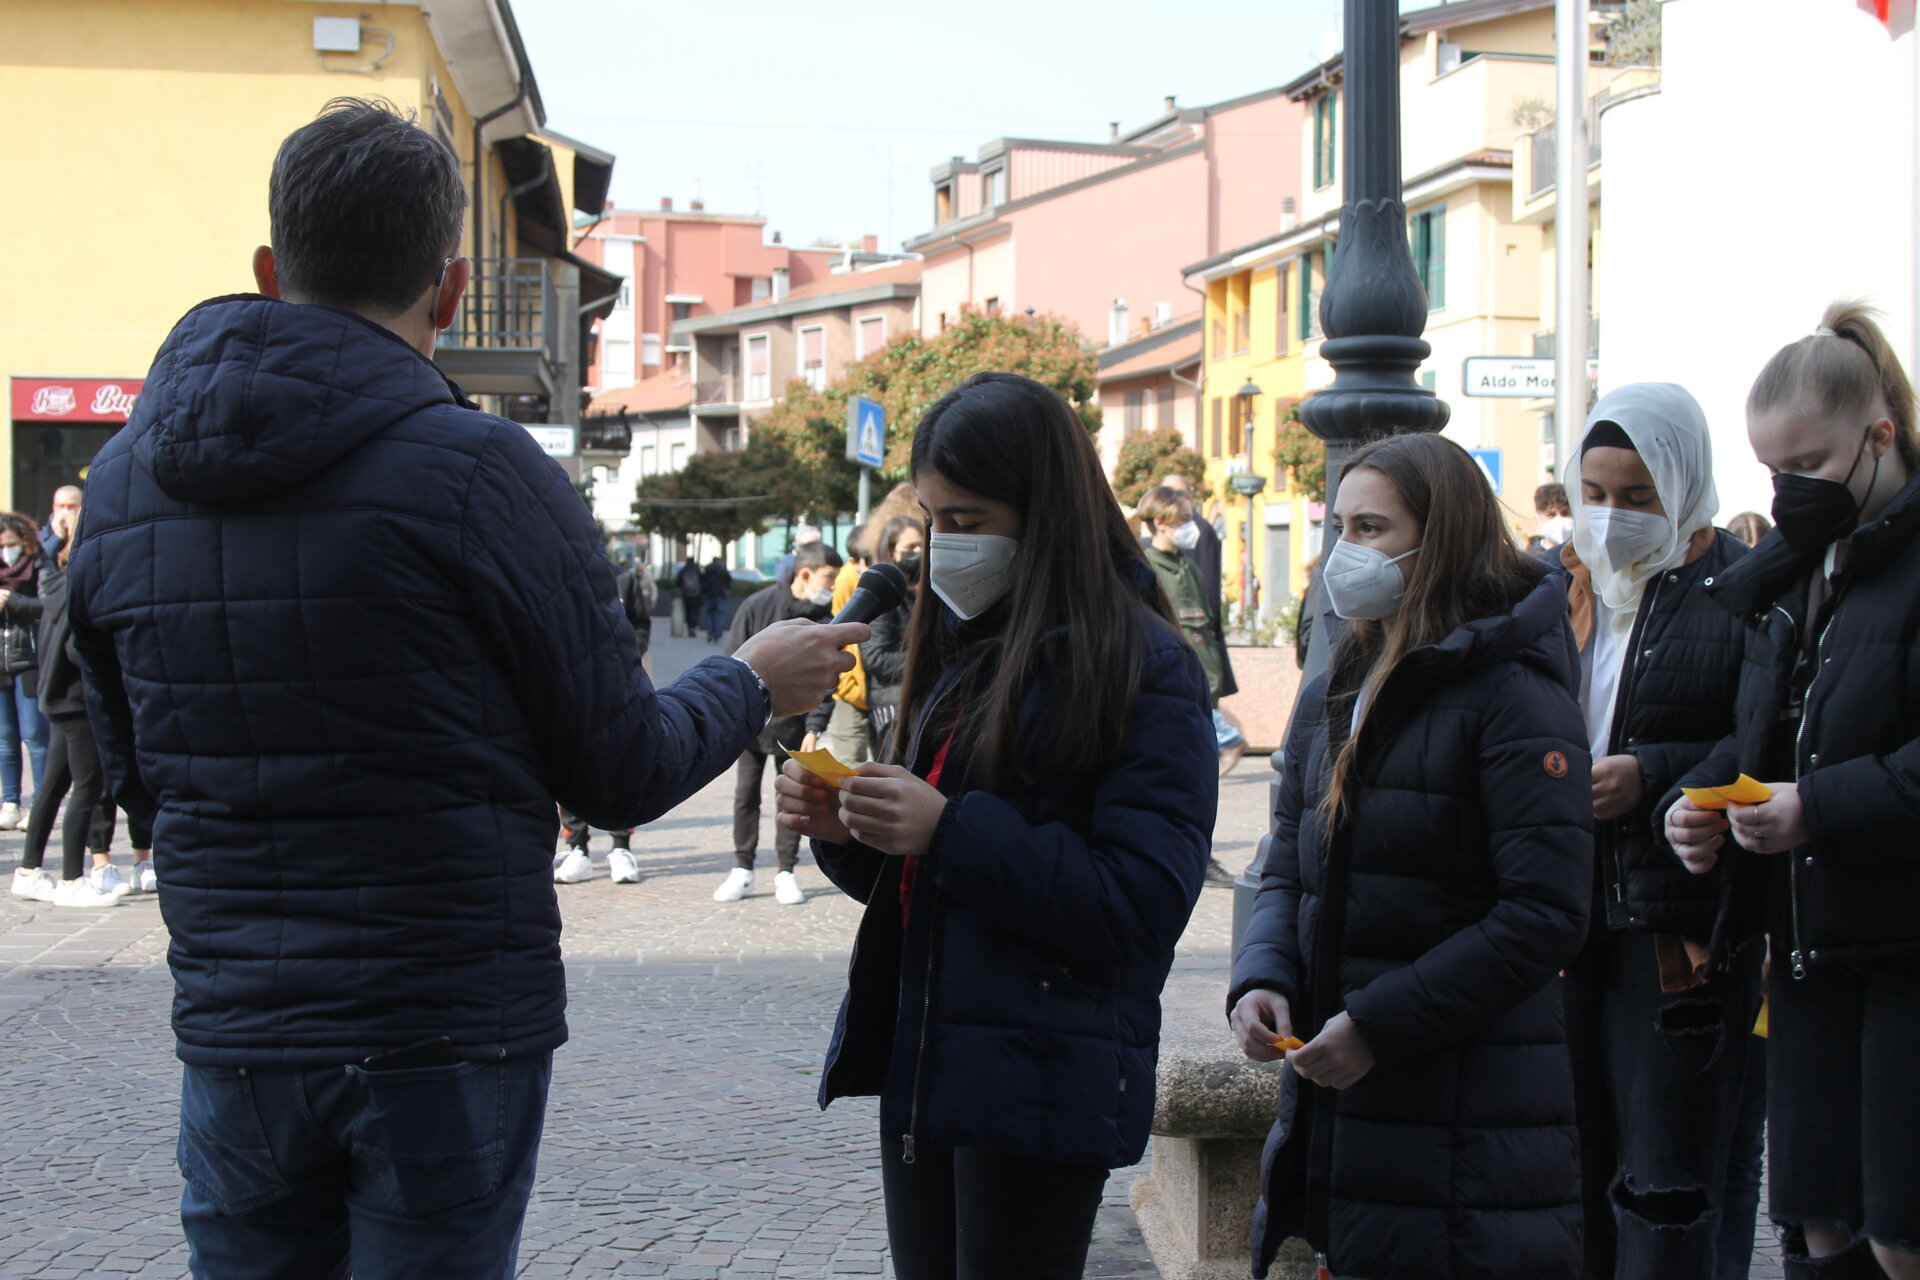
left=831, top=562, right=910, bottom=626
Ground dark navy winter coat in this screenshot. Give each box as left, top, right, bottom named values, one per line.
left=814, top=573, right=1217, bottom=1170
left=68, top=295, right=764, bottom=1067
left=1673, top=472, right=1920, bottom=975
left=1230, top=570, right=1593, bottom=1280
left=1555, top=531, right=1750, bottom=941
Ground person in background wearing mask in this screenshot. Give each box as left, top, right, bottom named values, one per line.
left=1534, top=482, right=1576, bottom=551
left=0, top=511, right=49, bottom=831
left=1725, top=511, right=1773, bottom=549
left=850, top=514, right=923, bottom=760
left=1139, top=484, right=1241, bottom=886
left=1554, top=385, right=1764, bottom=1280
left=1231, top=431, right=1591, bottom=1280
left=701, top=556, right=732, bottom=643
left=717, top=541, right=843, bottom=906
left=1666, top=303, right=1920, bottom=1280
left=40, top=485, right=81, bottom=557
left=1157, top=473, right=1247, bottom=776
left=774, top=372, right=1215, bottom=1280
left=805, top=530, right=877, bottom=766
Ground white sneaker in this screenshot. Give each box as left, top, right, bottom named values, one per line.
left=89, top=864, right=133, bottom=898
left=0, top=802, right=21, bottom=830
left=553, top=849, right=593, bottom=884
left=133, top=861, right=158, bottom=893
left=51, top=876, right=119, bottom=909
left=10, top=867, right=54, bottom=900
left=713, top=868, right=753, bottom=902
left=774, top=870, right=806, bottom=906
left=608, top=849, right=640, bottom=884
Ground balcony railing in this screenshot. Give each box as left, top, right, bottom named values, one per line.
left=1528, top=92, right=1610, bottom=200
left=444, top=258, right=557, bottom=353
left=691, top=374, right=739, bottom=408
left=579, top=415, right=633, bottom=453
left=1531, top=314, right=1601, bottom=360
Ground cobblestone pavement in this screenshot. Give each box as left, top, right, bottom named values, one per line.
left=0, top=634, right=1781, bottom=1279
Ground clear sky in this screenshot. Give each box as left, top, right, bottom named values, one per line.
left=515, top=0, right=1354, bottom=252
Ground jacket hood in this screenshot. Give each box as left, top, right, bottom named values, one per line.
left=129, top=295, right=466, bottom=504
left=1398, top=566, right=1578, bottom=696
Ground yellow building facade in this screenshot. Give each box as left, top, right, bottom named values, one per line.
left=0, top=0, right=612, bottom=514
left=1193, top=266, right=1311, bottom=622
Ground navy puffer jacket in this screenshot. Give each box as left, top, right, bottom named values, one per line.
left=1231, top=569, right=1592, bottom=1280
left=68, top=296, right=763, bottom=1067
left=815, top=570, right=1216, bottom=1170
left=1672, top=472, right=1920, bottom=975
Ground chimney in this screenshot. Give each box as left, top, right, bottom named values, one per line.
left=1164, top=95, right=1176, bottom=113
left=772, top=230, right=783, bottom=245
left=772, top=266, right=790, bottom=301
left=1108, top=298, right=1129, bottom=348
left=1280, top=195, right=1299, bottom=232
left=604, top=200, right=615, bottom=213
left=660, top=196, right=673, bottom=211
left=861, top=234, right=877, bottom=254
left=1109, top=121, right=1120, bottom=142
left=690, top=198, right=705, bottom=211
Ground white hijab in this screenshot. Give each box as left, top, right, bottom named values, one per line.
left=1568, top=382, right=1718, bottom=633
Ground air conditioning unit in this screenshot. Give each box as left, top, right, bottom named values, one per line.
left=1152, top=302, right=1174, bottom=329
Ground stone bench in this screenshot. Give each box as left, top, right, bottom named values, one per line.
left=1132, top=970, right=1317, bottom=1280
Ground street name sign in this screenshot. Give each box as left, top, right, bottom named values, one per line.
left=525, top=425, right=576, bottom=457
left=1462, top=357, right=1556, bottom=398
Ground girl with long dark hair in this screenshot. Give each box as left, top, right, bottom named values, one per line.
left=1230, top=432, right=1592, bottom=1280
left=773, top=371, right=1217, bottom=1280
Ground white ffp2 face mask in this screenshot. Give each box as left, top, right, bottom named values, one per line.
left=927, top=533, right=1019, bottom=620
left=1323, top=538, right=1419, bottom=621
left=1170, top=521, right=1202, bottom=551
left=1582, top=506, right=1670, bottom=581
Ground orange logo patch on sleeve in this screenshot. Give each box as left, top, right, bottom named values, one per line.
left=1544, top=751, right=1569, bottom=779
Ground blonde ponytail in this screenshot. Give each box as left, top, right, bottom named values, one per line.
left=1749, top=300, right=1920, bottom=471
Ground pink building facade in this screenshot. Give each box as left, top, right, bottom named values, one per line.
left=572, top=199, right=888, bottom=393
left=908, top=90, right=1305, bottom=348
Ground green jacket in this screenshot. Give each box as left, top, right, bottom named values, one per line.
left=1146, top=545, right=1226, bottom=701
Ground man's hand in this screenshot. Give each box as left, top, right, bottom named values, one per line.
left=733, top=619, right=869, bottom=717
left=774, top=759, right=851, bottom=844
left=837, top=764, right=949, bottom=857
left=1665, top=796, right=1730, bottom=874
left=1727, top=782, right=1807, bottom=857
left=1231, top=989, right=1293, bottom=1063
left=1592, top=753, right=1644, bottom=822
left=1289, top=1010, right=1376, bottom=1090
left=50, top=509, right=76, bottom=541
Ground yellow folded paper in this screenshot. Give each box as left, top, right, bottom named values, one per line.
left=783, top=746, right=858, bottom=786
left=1680, top=774, right=1773, bottom=810
left=1754, top=1000, right=1769, bottom=1039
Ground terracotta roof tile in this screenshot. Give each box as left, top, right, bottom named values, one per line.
left=586, top=370, right=693, bottom=417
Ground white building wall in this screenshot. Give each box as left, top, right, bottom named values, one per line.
left=1600, top=0, right=1916, bottom=519
left=600, top=238, right=638, bottom=392
left=591, top=412, right=697, bottom=568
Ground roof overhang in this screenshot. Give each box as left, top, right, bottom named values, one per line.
left=538, top=127, right=615, bottom=214
left=421, top=0, right=544, bottom=143
left=495, top=136, right=569, bottom=256
left=672, top=281, right=921, bottom=338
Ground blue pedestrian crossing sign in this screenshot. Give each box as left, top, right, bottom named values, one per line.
left=847, top=395, right=886, bottom=468
left=1468, top=448, right=1503, bottom=494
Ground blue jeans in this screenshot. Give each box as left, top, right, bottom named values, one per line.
left=1212, top=707, right=1245, bottom=751
left=178, top=1052, right=551, bottom=1280
left=703, top=596, right=726, bottom=639
left=0, top=678, right=48, bottom=803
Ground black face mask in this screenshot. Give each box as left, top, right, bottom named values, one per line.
left=1771, top=424, right=1879, bottom=554
left=896, top=550, right=923, bottom=581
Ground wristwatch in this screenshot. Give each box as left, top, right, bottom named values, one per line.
left=730, top=655, right=775, bottom=729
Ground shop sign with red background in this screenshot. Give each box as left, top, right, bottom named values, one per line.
left=10, top=377, right=144, bottom=423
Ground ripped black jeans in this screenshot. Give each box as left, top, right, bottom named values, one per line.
left=1564, top=930, right=1767, bottom=1280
